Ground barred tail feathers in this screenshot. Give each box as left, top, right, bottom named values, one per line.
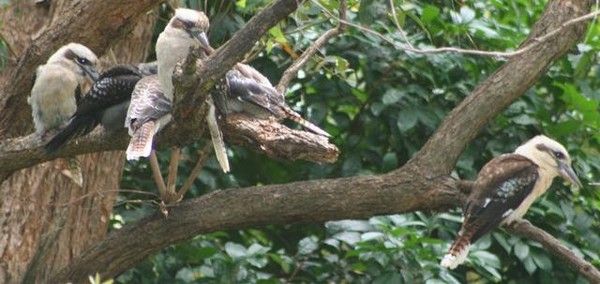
left=281, top=106, right=330, bottom=138
left=206, top=99, right=230, bottom=173
left=126, top=121, right=156, bottom=161
left=440, top=233, right=472, bottom=269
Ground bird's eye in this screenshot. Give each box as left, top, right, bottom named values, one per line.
left=553, top=151, right=565, bottom=160
left=76, top=57, right=90, bottom=65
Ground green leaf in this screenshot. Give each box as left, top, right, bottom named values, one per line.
left=382, top=89, right=404, bottom=105
left=268, top=26, right=287, bottom=44
left=397, top=108, right=418, bottom=132
left=361, top=231, right=385, bottom=242
left=298, top=236, right=319, bottom=255
left=225, top=242, right=247, bottom=260
left=470, top=250, right=500, bottom=268
left=382, top=152, right=398, bottom=171
left=514, top=240, right=530, bottom=260
left=493, top=233, right=511, bottom=253
left=333, top=231, right=361, bottom=245
left=421, top=5, right=440, bottom=24
left=531, top=250, right=553, bottom=271
left=523, top=256, right=537, bottom=274
left=460, top=7, right=475, bottom=23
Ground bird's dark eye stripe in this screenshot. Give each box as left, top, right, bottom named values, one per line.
left=76, top=57, right=90, bottom=65
left=553, top=151, right=565, bottom=159
left=184, top=20, right=195, bottom=29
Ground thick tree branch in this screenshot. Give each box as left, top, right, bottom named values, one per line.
left=507, top=220, right=600, bottom=282
left=51, top=172, right=464, bottom=283
left=221, top=114, right=339, bottom=163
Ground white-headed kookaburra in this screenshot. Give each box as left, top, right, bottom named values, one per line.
left=125, top=8, right=211, bottom=161
left=45, top=64, right=152, bottom=152
left=214, top=63, right=331, bottom=138
left=28, top=43, right=99, bottom=137
left=440, top=135, right=582, bottom=269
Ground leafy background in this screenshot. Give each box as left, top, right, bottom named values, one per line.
left=113, top=0, right=600, bottom=283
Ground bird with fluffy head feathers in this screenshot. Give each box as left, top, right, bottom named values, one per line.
left=440, top=135, right=581, bottom=269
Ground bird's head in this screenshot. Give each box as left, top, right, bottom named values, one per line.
left=47, top=43, right=99, bottom=82
left=164, top=8, right=212, bottom=54
left=515, top=135, right=582, bottom=188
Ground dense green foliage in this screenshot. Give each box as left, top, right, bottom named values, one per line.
left=116, top=1, right=600, bottom=283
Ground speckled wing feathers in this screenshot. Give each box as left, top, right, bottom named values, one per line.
left=45, top=65, right=142, bottom=152
left=441, top=154, right=538, bottom=269
left=125, top=74, right=172, bottom=160
left=221, top=63, right=330, bottom=137
left=125, top=75, right=171, bottom=131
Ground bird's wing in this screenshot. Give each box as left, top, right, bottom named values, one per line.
left=75, top=67, right=141, bottom=116
left=75, top=84, right=82, bottom=106
left=235, top=63, right=273, bottom=87
left=462, top=154, right=539, bottom=242
left=226, top=64, right=330, bottom=137
left=98, top=64, right=142, bottom=80
left=225, top=68, right=284, bottom=115
left=126, top=75, right=171, bottom=130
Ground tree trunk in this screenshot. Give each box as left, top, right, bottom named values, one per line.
left=0, top=2, right=156, bottom=283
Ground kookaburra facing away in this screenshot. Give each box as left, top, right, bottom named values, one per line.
left=441, top=135, right=582, bottom=269
left=45, top=64, right=151, bottom=152
left=215, top=63, right=331, bottom=138
left=28, top=43, right=99, bottom=136
left=125, top=8, right=212, bottom=161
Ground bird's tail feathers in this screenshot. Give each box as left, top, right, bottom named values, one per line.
left=440, top=233, right=472, bottom=269
left=45, top=115, right=98, bottom=153
left=207, top=98, right=230, bottom=173
left=281, top=106, right=330, bottom=138
left=126, top=121, right=156, bottom=161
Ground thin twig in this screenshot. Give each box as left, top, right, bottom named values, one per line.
left=388, top=0, right=414, bottom=49
left=275, top=0, right=347, bottom=93
left=149, top=150, right=168, bottom=199
left=506, top=219, right=600, bottom=283
left=313, top=0, right=600, bottom=59
left=177, top=143, right=213, bottom=200
left=166, top=147, right=181, bottom=194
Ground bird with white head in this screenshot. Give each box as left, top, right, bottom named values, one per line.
left=125, top=8, right=215, bottom=163
left=440, top=135, right=581, bottom=269
left=29, top=42, right=98, bottom=136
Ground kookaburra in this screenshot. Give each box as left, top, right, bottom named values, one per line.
left=45, top=64, right=151, bottom=152
left=125, top=8, right=211, bottom=161
left=28, top=43, right=99, bottom=136
left=440, top=135, right=582, bottom=269
left=215, top=63, right=330, bottom=138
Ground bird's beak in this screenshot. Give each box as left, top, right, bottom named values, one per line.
left=192, top=31, right=214, bottom=55
left=559, top=162, right=582, bottom=189
left=81, top=65, right=99, bottom=81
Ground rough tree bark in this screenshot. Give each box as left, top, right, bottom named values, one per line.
left=0, top=1, right=159, bottom=283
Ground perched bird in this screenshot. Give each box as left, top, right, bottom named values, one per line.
left=28, top=42, right=99, bottom=137
left=45, top=64, right=149, bottom=152
left=216, top=63, right=330, bottom=138
left=156, top=8, right=210, bottom=101
left=125, top=8, right=212, bottom=161
left=440, top=135, right=582, bottom=269
left=125, top=75, right=171, bottom=160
